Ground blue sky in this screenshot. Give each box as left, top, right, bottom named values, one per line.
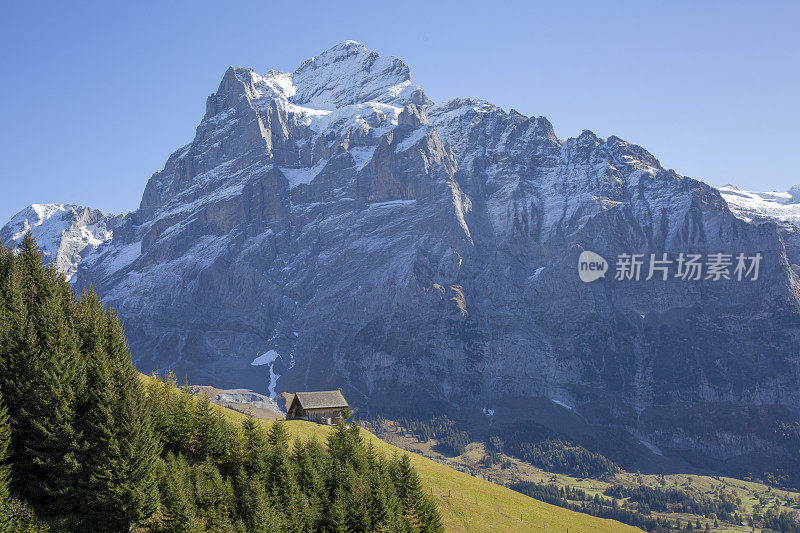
left=1, top=1, right=798, bottom=223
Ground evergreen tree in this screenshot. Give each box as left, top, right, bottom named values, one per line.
left=105, top=309, right=161, bottom=527
left=242, top=415, right=269, bottom=477
left=330, top=494, right=348, bottom=533
left=192, top=394, right=225, bottom=462
left=293, top=439, right=324, bottom=506
left=365, top=452, right=400, bottom=532
left=145, top=373, right=171, bottom=449
left=5, top=233, right=81, bottom=515
left=193, top=462, right=235, bottom=531
left=240, top=477, right=280, bottom=533
left=0, top=392, right=11, bottom=533
left=160, top=453, right=202, bottom=533
left=169, top=386, right=195, bottom=457
left=342, top=464, right=370, bottom=533
left=74, top=290, right=122, bottom=531
left=393, top=454, right=443, bottom=533
left=337, top=388, right=350, bottom=420
left=266, top=420, right=289, bottom=448
left=266, top=427, right=300, bottom=520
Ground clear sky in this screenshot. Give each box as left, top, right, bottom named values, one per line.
left=1, top=1, right=798, bottom=223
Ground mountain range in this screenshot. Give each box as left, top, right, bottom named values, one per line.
left=4, top=41, right=800, bottom=477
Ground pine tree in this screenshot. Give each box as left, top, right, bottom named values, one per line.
left=168, top=385, right=195, bottom=457
left=266, top=428, right=300, bottom=519
left=105, top=309, right=161, bottom=527
left=240, top=477, right=281, bottom=533
left=192, top=394, right=225, bottom=462
left=6, top=234, right=81, bottom=515
left=266, top=420, right=289, bottom=448
left=74, top=290, right=122, bottom=530
left=0, top=247, right=16, bottom=533
left=393, top=454, right=443, bottom=532
left=330, top=494, right=349, bottom=533
left=342, top=464, right=370, bottom=533
left=145, top=373, right=171, bottom=447
left=337, top=388, right=350, bottom=420
left=0, top=391, right=11, bottom=533
left=160, top=453, right=202, bottom=533
left=365, top=452, right=399, bottom=532
left=293, top=439, right=324, bottom=504
left=242, top=415, right=269, bottom=477
left=194, top=461, right=235, bottom=531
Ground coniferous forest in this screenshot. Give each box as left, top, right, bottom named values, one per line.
left=0, top=235, right=443, bottom=532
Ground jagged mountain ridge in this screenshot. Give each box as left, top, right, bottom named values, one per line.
left=8, top=41, right=800, bottom=474
left=719, top=184, right=800, bottom=269
left=0, top=204, right=120, bottom=280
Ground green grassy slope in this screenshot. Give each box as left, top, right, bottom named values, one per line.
left=194, top=390, right=639, bottom=532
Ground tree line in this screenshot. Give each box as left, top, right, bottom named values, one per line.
left=0, top=234, right=443, bottom=532
left=502, top=437, right=619, bottom=479
left=509, top=481, right=687, bottom=532
left=396, top=415, right=620, bottom=478
left=397, top=416, right=470, bottom=457
left=604, top=483, right=739, bottom=520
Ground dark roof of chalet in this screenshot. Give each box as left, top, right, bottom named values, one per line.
left=293, top=391, right=348, bottom=409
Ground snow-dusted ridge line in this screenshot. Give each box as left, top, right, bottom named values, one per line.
left=0, top=203, right=120, bottom=281
left=718, top=184, right=800, bottom=226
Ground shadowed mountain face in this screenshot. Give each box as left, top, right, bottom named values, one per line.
left=59, top=41, right=800, bottom=472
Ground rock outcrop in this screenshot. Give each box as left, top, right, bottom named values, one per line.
left=1, top=204, right=121, bottom=281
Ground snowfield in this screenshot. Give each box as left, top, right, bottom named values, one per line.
left=719, top=184, right=800, bottom=226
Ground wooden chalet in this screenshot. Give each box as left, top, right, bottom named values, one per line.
left=286, top=390, right=349, bottom=425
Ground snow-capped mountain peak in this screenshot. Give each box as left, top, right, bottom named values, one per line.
left=718, top=183, right=800, bottom=225
left=291, top=40, right=426, bottom=109
left=0, top=204, right=121, bottom=281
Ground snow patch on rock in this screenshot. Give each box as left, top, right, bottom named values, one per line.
left=551, top=398, right=574, bottom=411
left=251, top=350, right=281, bottom=397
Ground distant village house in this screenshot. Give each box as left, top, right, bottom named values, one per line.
left=286, top=390, right=349, bottom=425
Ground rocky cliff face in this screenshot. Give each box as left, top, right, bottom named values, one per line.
left=1, top=204, right=120, bottom=281
left=30, top=41, right=800, bottom=472
left=719, top=184, right=800, bottom=268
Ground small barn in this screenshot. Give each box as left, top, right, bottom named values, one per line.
left=286, top=390, right=349, bottom=425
